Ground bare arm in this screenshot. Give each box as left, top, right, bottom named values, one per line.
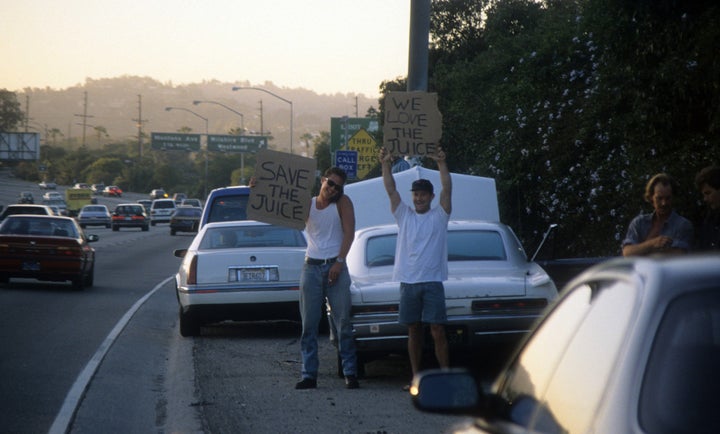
left=622, top=235, right=683, bottom=257
left=336, top=194, right=356, bottom=259
left=429, top=146, right=452, bottom=215
left=379, top=147, right=402, bottom=213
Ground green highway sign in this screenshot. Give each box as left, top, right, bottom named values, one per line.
left=207, top=135, right=268, bottom=153
left=151, top=133, right=201, bottom=151
left=330, top=117, right=379, bottom=152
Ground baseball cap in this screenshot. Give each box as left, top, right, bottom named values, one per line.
left=410, top=179, right=434, bottom=194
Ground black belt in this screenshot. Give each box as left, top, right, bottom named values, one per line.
left=305, top=257, right=337, bottom=265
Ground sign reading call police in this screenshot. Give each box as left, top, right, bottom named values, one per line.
left=248, top=150, right=317, bottom=230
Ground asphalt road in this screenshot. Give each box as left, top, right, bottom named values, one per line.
left=0, top=171, right=512, bottom=433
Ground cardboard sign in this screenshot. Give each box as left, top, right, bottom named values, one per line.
left=382, top=91, right=442, bottom=157
left=247, top=149, right=317, bottom=230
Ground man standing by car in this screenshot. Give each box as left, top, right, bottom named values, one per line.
left=295, top=167, right=359, bottom=390
left=693, top=165, right=720, bottom=250
left=622, top=173, right=694, bottom=256
left=379, top=146, right=452, bottom=384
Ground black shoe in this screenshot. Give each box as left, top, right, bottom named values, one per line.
left=295, top=378, right=317, bottom=389
left=345, top=375, right=359, bottom=389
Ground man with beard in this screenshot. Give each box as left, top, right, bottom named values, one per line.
left=622, top=173, right=694, bottom=256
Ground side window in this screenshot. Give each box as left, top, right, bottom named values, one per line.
left=498, top=279, right=639, bottom=434
left=365, top=234, right=397, bottom=267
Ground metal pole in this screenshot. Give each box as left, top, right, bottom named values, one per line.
left=407, top=0, right=430, bottom=92
left=231, top=86, right=293, bottom=154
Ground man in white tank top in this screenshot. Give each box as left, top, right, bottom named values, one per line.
left=295, top=167, right=359, bottom=390
left=379, top=146, right=452, bottom=386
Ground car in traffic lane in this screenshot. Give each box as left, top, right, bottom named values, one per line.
left=346, top=220, right=558, bottom=372
left=0, top=215, right=99, bottom=290
left=412, top=254, right=720, bottom=434
left=173, top=220, right=307, bottom=337
left=0, top=204, right=54, bottom=222
left=169, top=206, right=201, bottom=235
left=111, top=203, right=149, bottom=231
left=102, top=185, right=123, bottom=197
left=149, top=199, right=176, bottom=225
left=76, top=204, right=112, bottom=228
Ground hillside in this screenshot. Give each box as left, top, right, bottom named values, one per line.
left=17, top=76, right=380, bottom=154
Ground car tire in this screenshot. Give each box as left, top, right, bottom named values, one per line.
left=112, top=225, right=119, bottom=231
left=142, top=225, right=149, bottom=232
left=105, top=224, right=111, bottom=228
left=0, top=274, right=8, bottom=285
left=84, top=263, right=95, bottom=287
left=170, top=230, right=176, bottom=235
left=72, top=275, right=85, bottom=291
left=80, top=224, right=86, bottom=229
left=151, top=221, right=156, bottom=226
left=179, top=308, right=200, bottom=337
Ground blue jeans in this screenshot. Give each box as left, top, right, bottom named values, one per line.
left=299, top=261, right=357, bottom=379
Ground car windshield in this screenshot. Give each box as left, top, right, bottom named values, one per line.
left=0, top=217, right=78, bottom=237
left=364, top=230, right=508, bottom=267
left=200, top=225, right=307, bottom=249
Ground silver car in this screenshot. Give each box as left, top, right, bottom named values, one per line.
left=347, top=220, right=558, bottom=372
left=173, top=220, right=307, bottom=337
left=76, top=204, right=111, bottom=228
left=413, top=254, right=720, bottom=434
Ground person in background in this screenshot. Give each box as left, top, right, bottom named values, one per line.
left=622, top=173, right=694, bottom=256
left=294, top=167, right=359, bottom=390
left=693, top=165, right=720, bottom=251
left=379, top=146, right=452, bottom=389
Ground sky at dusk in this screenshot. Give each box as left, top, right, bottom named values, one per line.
left=2, top=0, right=411, bottom=97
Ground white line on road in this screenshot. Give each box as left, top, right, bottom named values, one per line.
left=48, top=276, right=175, bottom=434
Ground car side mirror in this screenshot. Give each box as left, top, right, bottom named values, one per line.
left=174, top=249, right=188, bottom=258
left=411, top=368, right=483, bottom=415
left=87, top=234, right=99, bottom=242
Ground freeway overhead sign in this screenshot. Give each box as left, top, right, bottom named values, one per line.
left=151, top=133, right=201, bottom=151
left=207, top=135, right=268, bottom=153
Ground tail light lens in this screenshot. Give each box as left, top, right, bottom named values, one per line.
left=187, top=254, right=198, bottom=284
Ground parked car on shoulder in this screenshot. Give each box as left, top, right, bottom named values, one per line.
left=111, top=203, right=149, bottom=231
left=413, top=254, right=720, bottom=434
left=346, top=220, right=558, bottom=374
left=38, top=180, right=57, bottom=190
left=18, top=191, right=34, bottom=204
left=0, top=204, right=54, bottom=222
left=169, top=205, right=202, bottom=235
left=173, top=220, right=308, bottom=336
left=76, top=204, right=111, bottom=228
left=102, top=185, right=123, bottom=197
left=149, top=189, right=168, bottom=200
left=149, top=199, right=176, bottom=225
left=0, top=215, right=99, bottom=290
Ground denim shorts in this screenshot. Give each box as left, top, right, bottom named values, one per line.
left=398, top=281, right=447, bottom=325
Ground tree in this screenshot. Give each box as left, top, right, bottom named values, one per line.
left=0, top=89, right=24, bottom=131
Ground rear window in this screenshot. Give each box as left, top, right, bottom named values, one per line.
left=200, top=225, right=307, bottom=249
left=364, top=229, right=508, bottom=267
left=174, top=207, right=202, bottom=217
left=153, top=200, right=176, bottom=209
left=206, top=195, right=249, bottom=223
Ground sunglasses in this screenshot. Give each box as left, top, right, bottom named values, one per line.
left=325, top=178, right=343, bottom=191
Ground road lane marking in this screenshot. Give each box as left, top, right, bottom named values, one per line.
left=48, top=276, right=175, bottom=434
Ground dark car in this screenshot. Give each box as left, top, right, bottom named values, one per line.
left=149, top=189, right=168, bottom=200
left=0, top=204, right=54, bottom=222
left=0, top=215, right=99, bottom=290
left=413, top=254, right=720, bottom=434
left=199, top=186, right=251, bottom=229
left=169, top=206, right=202, bottom=235
left=111, top=203, right=149, bottom=231
left=91, top=183, right=105, bottom=195
left=18, top=191, right=34, bottom=204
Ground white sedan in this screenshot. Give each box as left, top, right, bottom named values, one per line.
left=173, top=220, right=308, bottom=337
left=346, top=220, right=558, bottom=370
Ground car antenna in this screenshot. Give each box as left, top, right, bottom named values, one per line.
left=531, top=223, right=558, bottom=262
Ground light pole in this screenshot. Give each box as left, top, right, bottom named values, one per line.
left=165, top=106, right=210, bottom=199
left=192, top=100, right=244, bottom=132
left=232, top=86, right=293, bottom=154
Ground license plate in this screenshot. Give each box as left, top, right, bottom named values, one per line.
left=125, top=217, right=132, bottom=221
left=235, top=267, right=279, bottom=282
left=22, top=261, right=40, bottom=271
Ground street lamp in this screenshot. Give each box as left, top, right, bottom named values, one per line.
left=192, top=100, right=244, bottom=132
left=232, top=86, right=293, bottom=154
left=165, top=106, right=210, bottom=199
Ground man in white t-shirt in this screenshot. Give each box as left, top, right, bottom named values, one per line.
left=379, top=146, right=452, bottom=384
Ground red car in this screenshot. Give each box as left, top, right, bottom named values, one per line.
left=0, top=215, right=98, bottom=290
left=102, top=185, right=123, bottom=197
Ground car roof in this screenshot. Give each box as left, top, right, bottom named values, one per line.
left=204, top=220, right=270, bottom=229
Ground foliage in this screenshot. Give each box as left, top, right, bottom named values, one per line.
left=422, top=0, right=720, bottom=256
left=0, top=89, right=24, bottom=131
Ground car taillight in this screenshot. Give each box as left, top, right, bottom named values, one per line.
left=187, top=255, right=198, bottom=284
left=56, top=245, right=83, bottom=257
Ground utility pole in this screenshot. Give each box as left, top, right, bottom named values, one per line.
left=73, top=91, right=93, bottom=147
left=132, top=94, right=148, bottom=161
left=407, top=0, right=430, bottom=92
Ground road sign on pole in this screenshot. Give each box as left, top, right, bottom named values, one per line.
left=335, top=150, right=358, bottom=179
left=207, top=135, right=268, bottom=153
left=151, top=133, right=201, bottom=151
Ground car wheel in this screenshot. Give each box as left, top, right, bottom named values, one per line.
left=80, top=224, right=86, bottom=229
left=112, top=225, right=119, bottom=231
left=71, top=275, right=85, bottom=291
left=105, top=224, right=111, bottom=228
left=179, top=308, right=200, bottom=337
left=142, top=225, right=149, bottom=232
left=151, top=221, right=156, bottom=226
left=84, top=263, right=95, bottom=287
left=170, top=229, right=176, bottom=236
left=0, top=274, right=8, bottom=285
